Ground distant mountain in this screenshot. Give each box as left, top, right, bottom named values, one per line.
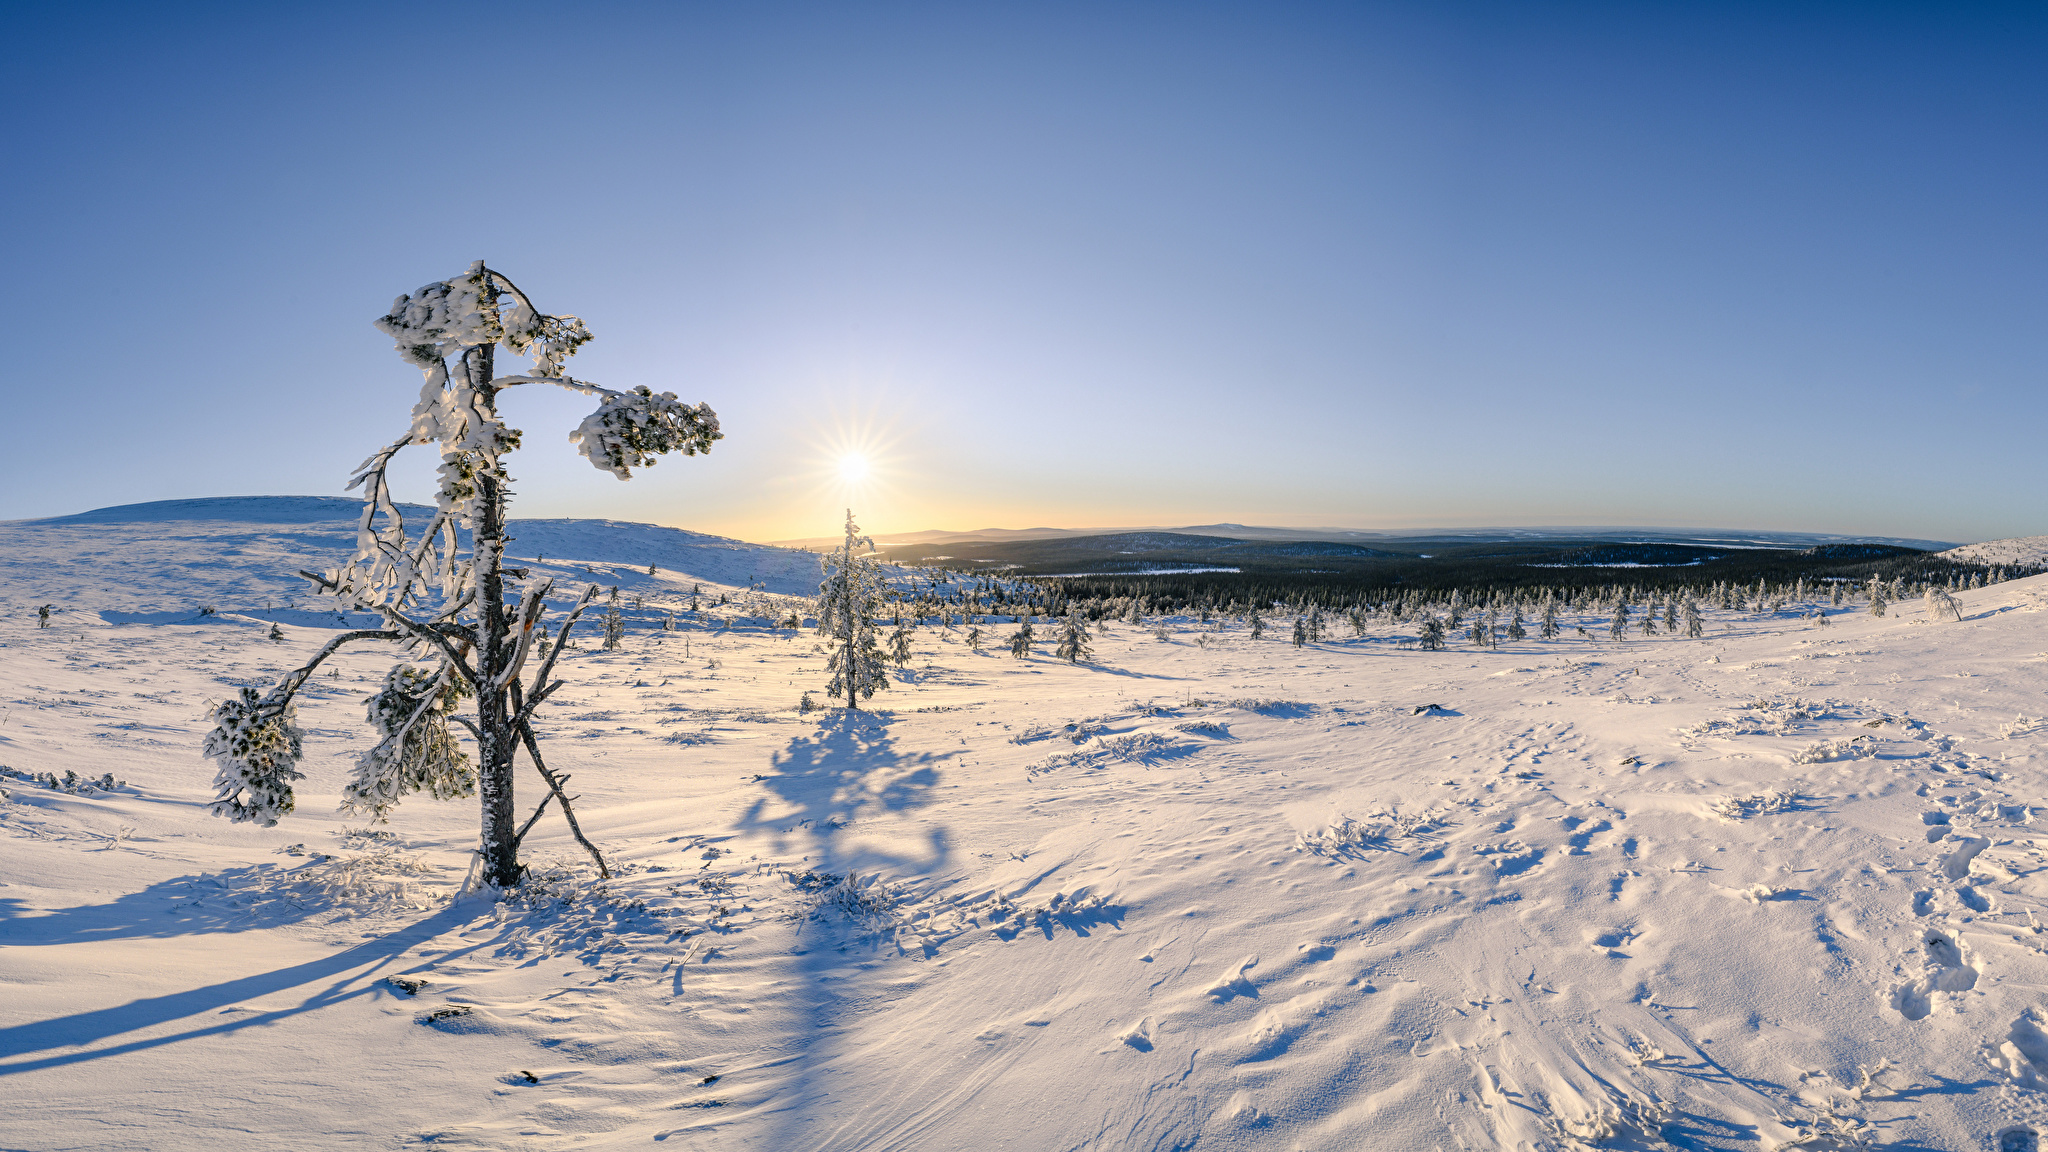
left=774, top=521, right=1959, bottom=552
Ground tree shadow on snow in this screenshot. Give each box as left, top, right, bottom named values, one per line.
left=732, top=709, right=954, bottom=871
left=0, top=859, right=411, bottom=944
left=0, top=903, right=492, bottom=1076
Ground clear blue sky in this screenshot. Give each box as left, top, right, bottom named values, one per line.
left=2, top=2, right=2041, bottom=543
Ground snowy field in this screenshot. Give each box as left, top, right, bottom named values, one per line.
left=5, top=503, right=2048, bottom=1151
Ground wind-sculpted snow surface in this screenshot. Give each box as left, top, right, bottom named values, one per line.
left=6, top=525, right=2048, bottom=1149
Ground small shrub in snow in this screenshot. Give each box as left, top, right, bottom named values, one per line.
left=801, top=873, right=902, bottom=932
left=1099, top=731, right=1178, bottom=761
left=1792, top=736, right=1874, bottom=765
left=1999, top=715, right=2045, bottom=740
left=1708, top=790, right=1800, bottom=820
left=1296, top=812, right=1447, bottom=857
left=0, top=766, right=123, bottom=795
left=1224, top=698, right=1310, bottom=714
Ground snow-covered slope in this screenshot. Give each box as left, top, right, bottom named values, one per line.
left=4, top=518, right=2048, bottom=1150
left=0, top=496, right=827, bottom=617
left=1941, top=536, right=2048, bottom=567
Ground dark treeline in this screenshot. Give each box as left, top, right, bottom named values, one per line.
left=1017, top=549, right=2023, bottom=611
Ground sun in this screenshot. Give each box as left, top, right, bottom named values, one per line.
left=837, top=453, right=870, bottom=483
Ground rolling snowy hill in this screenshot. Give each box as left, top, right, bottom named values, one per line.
left=3, top=503, right=2048, bottom=1150
left=0, top=497, right=830, bottom=620
left=1941, top=536, right=2048, bottom=568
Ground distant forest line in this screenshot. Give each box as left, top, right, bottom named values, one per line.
left=875, top=534, right=2034, bottom=610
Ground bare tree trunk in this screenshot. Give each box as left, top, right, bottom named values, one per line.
left=470, top=341, right=522, bottom=888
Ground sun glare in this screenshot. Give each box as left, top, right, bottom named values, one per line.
left=837, top=453, right=870, bottom=483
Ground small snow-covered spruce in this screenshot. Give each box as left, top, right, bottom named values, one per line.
left=1417, top=615, right=1447, bottom=651
left=1639, top=607, right=1658, bottom=637
left=1248, top=608, right=1265, bottom=640
left=818, top=509, right=890, bottom=709
left=1506, top=609, right=1527, bottom=642
left=1539, top=598, right=1560, bottom=640
left=201, top=263, right=718, bottom=887
left=1010, top=620, right=1036, bottom=658
left=888, top=622, right=913, bottom=667
left=1609, top=603, right=1630, bottom=641
left=1292, top=616, right=1307, bottom=648
left=1869, top=579, right=1889, bottom=617
left=1663, top=600, right=1678, bottom=633
left=1055, top=608, right=1091, bottom=664
left=1924, top=586, right=1964, bottom=623
left=967, top=626, right=983, bottom=651
left=602, top=589, right=625, bottom=650
left=1683, top=598, right=1704, bottom=638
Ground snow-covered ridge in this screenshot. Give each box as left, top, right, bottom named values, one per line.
left=1940, top=536, right=2048, bottom=567
left=0, top=496, right=827, bottom=615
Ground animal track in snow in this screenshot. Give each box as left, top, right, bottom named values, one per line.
left=1939, top=836, right=1992, bottom=880
left=1891, top=930, right=1979, bottom=1020
left=1923, top=811, right=1951, bottom=842
left=1989, top=1010, right=2048, bottom=1089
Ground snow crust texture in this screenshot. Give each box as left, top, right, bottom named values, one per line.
left=5, top=503, right=2048, bottom=1150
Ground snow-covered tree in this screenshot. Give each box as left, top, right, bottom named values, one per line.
left=1608, top=604, right=1630, bottom=641
left=888, top=621, right=914, bottom=666
left=1683, top=598, right=1704, bottom=638
left=967, top=626, right=983, bottom=651
left=1292, top=616, right=1306, bottom=647
left=1506, top=609, right=1527, bottom=642
left=1055, top=608, right=1091, bottom=664
left=1248, top=608, right=1265, bottom=640
left=1924, top=586, right=1963, bottom=623
left=818, top=509, right=890, bottom=709
left=1539, top=598, right=1560, bottom=640
left=1010, top=620, right=1036, bottom=658
left=1418, top=615, right=1447, bottom=651
left=602, top=588, right=625, bottom=650
left=1869, top=579, right=1889, bottom=617
left=200, top=263, right=719, bottom=887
